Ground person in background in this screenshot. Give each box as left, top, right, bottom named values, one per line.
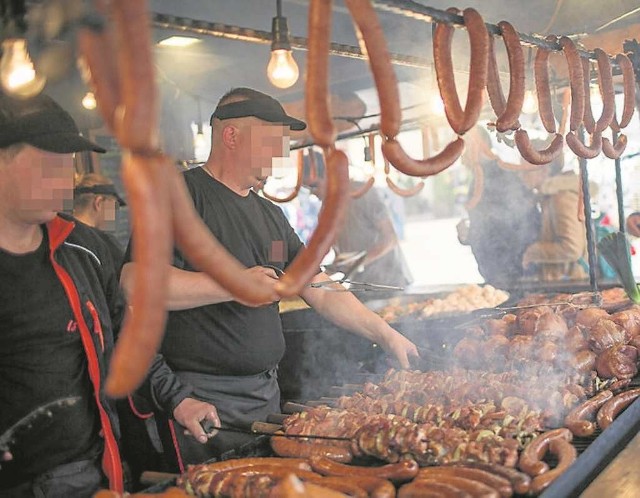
left=73, top=172, right=126, bottom=273
left=627, top=211, right=640, bottom=237
left=0, top=92, right=126, bottom=496
left=520, top=153, right=592, bottom=281
left=457, top=128, right=540, bottom=287
left=120, top=87, right=419, bottom=471
left=302, top=149, right=413, bottom=288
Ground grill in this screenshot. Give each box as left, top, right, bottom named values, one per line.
left=142, top=286, right=638, bottom=496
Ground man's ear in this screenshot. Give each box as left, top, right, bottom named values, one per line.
left=221, top=125, right=239, bottom=149
left=92, top=195, right=104, bottom=211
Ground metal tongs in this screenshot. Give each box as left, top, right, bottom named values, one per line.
left=263, top=263, right=404, bottom=293
left=0, top=396, right=81, bottom=451
left=307, top=278, right=404, bottom=292
left=455, top=291, right=604, bottom=329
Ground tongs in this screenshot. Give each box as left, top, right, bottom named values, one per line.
left=307, top=279, right=404, bottom=292
left=262, top=264, right=404, bottom=292
left=455, top=292, right=604, bottom=329
left=0, top=396, right=80, bottom=451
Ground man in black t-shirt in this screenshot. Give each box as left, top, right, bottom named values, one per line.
left=0, top=92, right=126, bottom=496
left=121, top=87, right=419, bottom=470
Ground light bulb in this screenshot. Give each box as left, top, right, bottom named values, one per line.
left=194, top=130, right=206, bottom=150
left=267, top=49, right=299, bottom=89
left=522, top=90, right=538, bottom=114
left=82, top=91, right=97, bottom=110
left=0, top=39, right=46, bottom=98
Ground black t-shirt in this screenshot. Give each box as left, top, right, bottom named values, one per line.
left=0, top=229, right=100, bottom=488
left=157, top=167, right=304, bottom=376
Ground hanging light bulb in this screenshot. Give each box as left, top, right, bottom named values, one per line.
left=82, top=91, right=97, bottom=110
left=0, top=39, right=46, bottom=97
left=267, top=49, right=299, bottom=89
left=266, top=0, right=299, bottom=89
left=522, top=89, right=538, bottom=114
left=194, top=123, right=207, bottom=149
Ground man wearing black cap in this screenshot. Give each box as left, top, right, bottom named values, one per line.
left=121, top=87, right=418, bottom=470
left=0, top=92, right=126, bottom=496
left=73, top=172, right=127, bottom=275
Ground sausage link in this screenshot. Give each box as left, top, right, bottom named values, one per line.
left=582, top=57, right=597, bottom=133
left=415, top=475, right=500, bottom=498
left=486, top=34, right=507, bottom=120
left=344, top=0, right=401, bottom=140
left=105, top=153, right=172, bottom=397
left=417, top=467, right=512, bottom=498
left=596, top=388, right=640, bottom=430
left=534, top=35, right=559, bottom=134
left=321, top=476, right=396, bottom=498
left=494, top=21, right=525, bottom=133
left=518, top=428, right=572, bottom=477
left=351, top=177, right=375, bottom=199
left=168, top=160, right=279, bottom=307
left=566, top=130, right=602, bottom=159
left=514, top=129, right=563, bottom=165
left=564, top=389, right=614, bottom=437
left=270, top=474, right=348, bottom=498
left=610, top=54, right=636, bottom=130
left=602, top=132, right=627, bottom=160
left=316, top=477, right=369, bottom=498
left=111, top=0, right=159, bottom=153
left=276, top=148, right=350, bottom=297
left=218, top=465, right=322, bottom=481
left=399, top=480, right=471, bottom=498
left=444, top=461, right=531, bottom=495
left=590, top=49, right=616, bottom=133
left=306, top=0, right=336, bottom=146
left=434, top=8, right=489, bottom=135
left=381, top=137, right=464, bottom=177
left=271, top=437, right=353, bottom=463
left=559, top=36, right=586, bottom=132
left=309, top=455, right=418, bottom=483
left=385, top=176, right=425, bottom=197
left=187, top=457, right=312, bottom=475
left=530, top=439, right=577, bottom=495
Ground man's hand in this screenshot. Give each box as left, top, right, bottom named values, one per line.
left=236, top=266, right=281, bottom=307
left=380, top=328, right=419, bottom=369
left=0, top=450, right=12, bottom=469
left=173, top=398, right=221, bottom=444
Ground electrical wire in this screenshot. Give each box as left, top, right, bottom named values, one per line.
left=540, top=0, right=566, bottom=34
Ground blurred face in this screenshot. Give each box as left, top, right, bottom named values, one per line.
left=0, top=145, right=74, bottom=224
left=96, top=195, right=118, bottom=231
left=237, top=121, right=290, bottom=186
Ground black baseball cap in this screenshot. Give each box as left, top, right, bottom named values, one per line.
left=0, top=92, right=106, bottom=153
left=210, top=93, right=306, bottom=131
left=74, top=184, right=127, bottom=206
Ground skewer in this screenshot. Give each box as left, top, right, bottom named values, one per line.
left=282, top=402, right=313, bottom=414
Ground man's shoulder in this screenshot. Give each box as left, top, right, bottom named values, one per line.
left=62, top=216, right=118, bottom=267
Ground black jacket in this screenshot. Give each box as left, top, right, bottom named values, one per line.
left=46, top=214, right=126, bottom=492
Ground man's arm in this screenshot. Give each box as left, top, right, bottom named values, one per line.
left=120, top=263, right=279, bottom=310
left=300, top=273, right=418, bottom=368
left=140, top=354, right=220, bottom=443
left=361, top=217, right=399, bottom=266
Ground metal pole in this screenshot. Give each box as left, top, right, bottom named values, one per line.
left=578, top=128, right=598, bottom=294
left=613, top=129, right=626, bottom=233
